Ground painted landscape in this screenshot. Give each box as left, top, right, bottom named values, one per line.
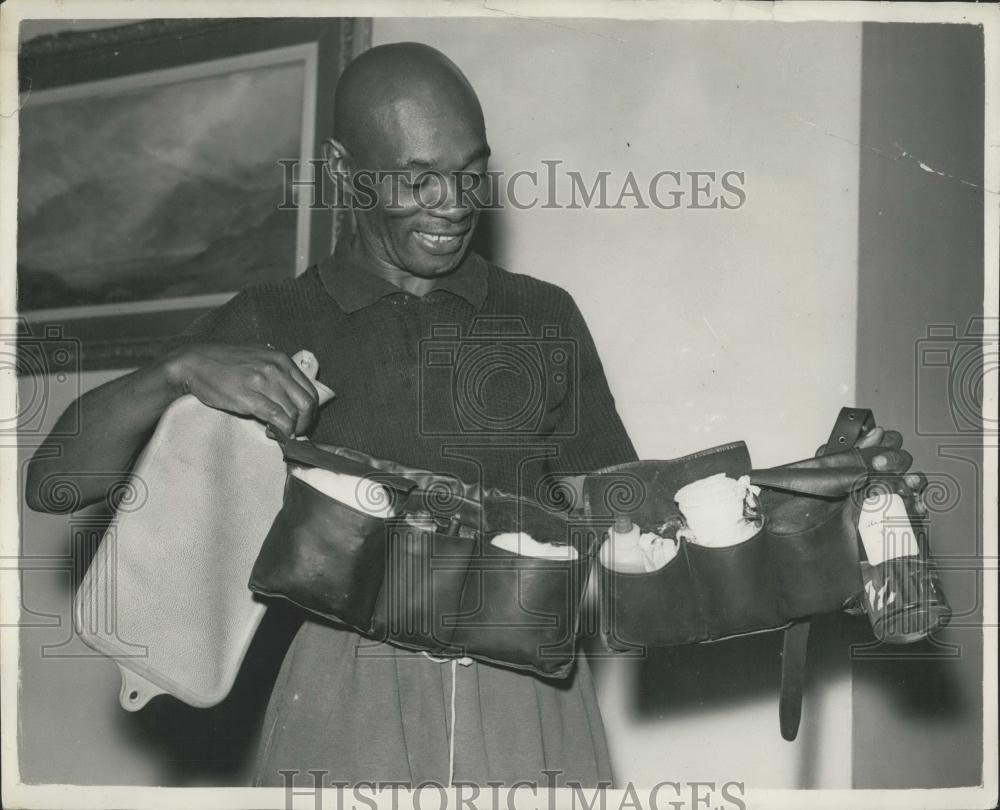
left=17, top=60, right=306, bottom=312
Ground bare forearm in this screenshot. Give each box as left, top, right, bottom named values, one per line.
left=24, top=343, right=320, bottom=513
left=25, top=354, right=183, bottom=513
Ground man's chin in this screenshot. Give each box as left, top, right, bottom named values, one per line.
left=401, top=249, right=468, bottom=278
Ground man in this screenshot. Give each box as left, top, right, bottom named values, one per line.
left=26, top=42, right=918, bottom=788
left=27, top=42, right=635, bottom=788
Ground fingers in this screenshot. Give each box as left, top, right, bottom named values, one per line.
left=244, top=391, right=296, bottom=440
left=244, top=350, right=320, bottom=438
left=822, top=426, right=902, bottom=457
left=899, top=472, right=930, bottom=514
left=881, top=430, right=904, bottom=450
left=857, top=426, right=903, bottom=450
left=267, top=352, right=320, bottom=435
left=871, top=448, right=913, bottom=473
left=242, top=362, right=306, bottom=440
left=855, top=426, right=885, bottom=450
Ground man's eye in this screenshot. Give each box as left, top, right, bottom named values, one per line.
left=406, top=175, right=432, bottom=191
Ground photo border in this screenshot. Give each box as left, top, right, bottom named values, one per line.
left=0, top=3, right=995, bottom=809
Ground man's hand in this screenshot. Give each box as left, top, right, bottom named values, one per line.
left=164, top=344, right=319, bottom=440
left=817, top=425, right=928, bottom=514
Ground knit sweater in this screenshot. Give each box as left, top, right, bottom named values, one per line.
left=172, top=249, right=637, bottom=496
left=167, top=246, right=638, bottom=787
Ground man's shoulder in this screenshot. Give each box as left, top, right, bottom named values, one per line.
left=165, top=268, right=328, bottom=349
left=226, top=265, right=329, bottom=313
left=480, top=258, right=577, bottom=311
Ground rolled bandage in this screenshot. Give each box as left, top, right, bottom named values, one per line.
left=290, top=465, right=395, bottom=518
left=675, top=473, right=762, bottom=547
left=490, top=532, right=579, bottom=560
left=684, top=517, right=761, bottom=548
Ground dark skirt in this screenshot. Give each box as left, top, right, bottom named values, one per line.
left=252, top=620, right=613, bottom=788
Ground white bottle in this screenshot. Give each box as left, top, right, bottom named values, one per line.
left=599, top=516, right=647, bottom=573
left=857, top=491, right=921, bottom=566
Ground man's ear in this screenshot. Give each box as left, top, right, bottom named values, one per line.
left=323, top=138, right=358, bottom=209
left=323, top=138, right=350, bottom=177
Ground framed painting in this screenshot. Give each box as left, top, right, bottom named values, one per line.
left=16, top=18, right=370, bottom=371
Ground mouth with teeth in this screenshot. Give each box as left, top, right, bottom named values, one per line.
left=413, top=230, right=466, bottom=254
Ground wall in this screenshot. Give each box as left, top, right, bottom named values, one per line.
left=852, top=22, right=985, bottom=789
left=17, top=371, right=163, bottom=785
left=18, top=370, right=289, bottom=786
left=373, top=18, right=862, bottom=788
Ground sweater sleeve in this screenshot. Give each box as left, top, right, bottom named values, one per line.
left=545, top=293, right=638, bottom=477
left=159, top=289, right=265, bottom=353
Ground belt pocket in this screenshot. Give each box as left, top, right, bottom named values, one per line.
left=686, top=525, right=784, bottom=638
left=371, top=523, right=477, bottom=655
left=447, top=497, right=591, bottom=678
left=599, top=538, right=706, bottom=650
left=449, top=547, right=588, bottom=677
left=764, top=495, right=862, bottom=619
left=249, top=474, right=388, bottom=632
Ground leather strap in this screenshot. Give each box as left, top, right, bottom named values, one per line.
left=281, top=439, right=420, bottom=493
left=779, top=619, right=811, bottom=741
left=827, top=408, right=874, bottom=568
left=750, top=464, right=870, bottom=498
left=826, top=407, right=875, bottom=454
left=777, top=407, right=873, bottom=741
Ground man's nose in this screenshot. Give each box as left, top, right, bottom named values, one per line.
left=428, top=172, right=473, bottom=221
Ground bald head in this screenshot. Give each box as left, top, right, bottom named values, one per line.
left=329, top=43, right=489, bottom=280
left=333, top=42, right=485, bottom=167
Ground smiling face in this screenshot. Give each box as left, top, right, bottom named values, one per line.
left=332, top=44, right=490, bottom=279
left=353, top=95, right=490, bottom=278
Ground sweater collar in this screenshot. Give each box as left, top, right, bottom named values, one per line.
left=318, top=235, right=488, bottom=314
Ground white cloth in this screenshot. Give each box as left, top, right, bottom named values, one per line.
left=290, top=465, right=395, bottom=518
left=636, top=531, right=680, bottom=571
left=490, top=532, right=579, bottom=560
